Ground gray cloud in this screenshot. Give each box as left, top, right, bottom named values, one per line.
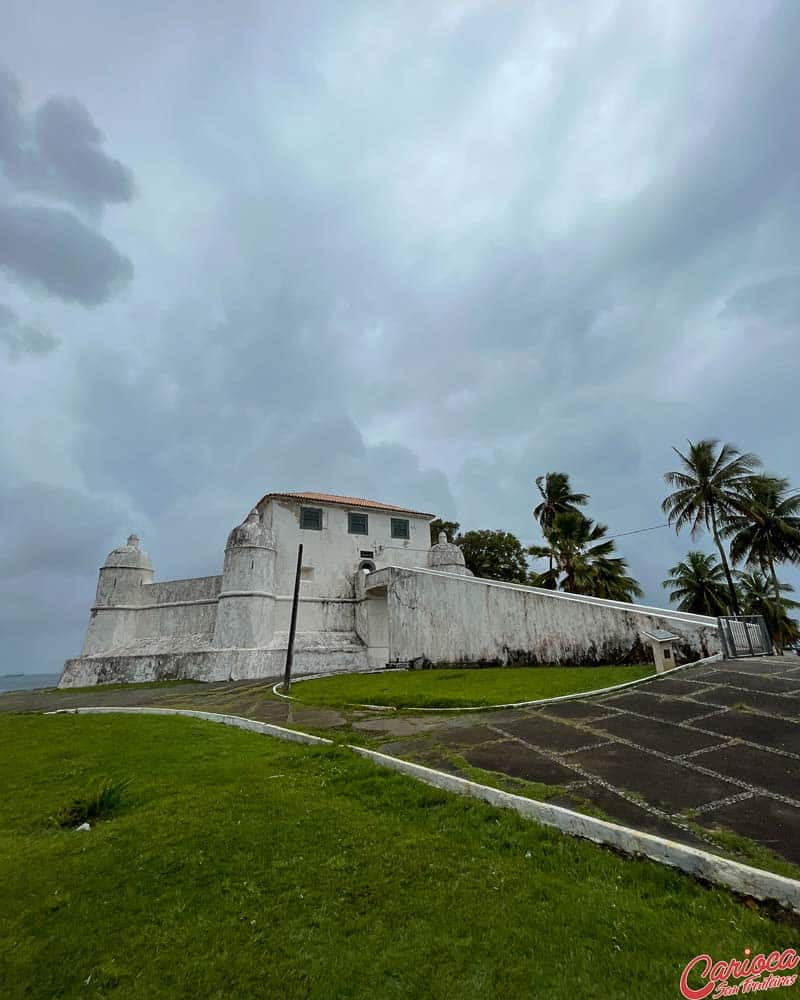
left=0, top=301, right=59, bottom=361
left=0, top=201, right=133, bottom=304
left=0, top=66, right=135, bottom=212
left=0, top=481, right=128, bottom=579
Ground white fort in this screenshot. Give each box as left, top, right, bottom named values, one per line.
left=60, top=491, right=719, bottom=687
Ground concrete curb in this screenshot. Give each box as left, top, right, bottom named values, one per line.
left=47, top=703, right=800, bottom=915
left=272, top=653, right=723, bottom=713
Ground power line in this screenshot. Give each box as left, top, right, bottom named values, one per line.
left=606, top=522, right=670, bottom=541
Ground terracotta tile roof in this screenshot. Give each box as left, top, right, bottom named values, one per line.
left=258, top=491, right=435, bottom=518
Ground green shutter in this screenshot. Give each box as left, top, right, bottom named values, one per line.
left=348, top=512, right=368, bottom=535
left=300, top=507, right=323, bottom=530
left=391, top=518, right=409, bottom=539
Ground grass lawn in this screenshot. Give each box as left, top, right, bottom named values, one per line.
left=2, top=714, right=797, bottom=999
left=290, top=664, right=655, bottom=709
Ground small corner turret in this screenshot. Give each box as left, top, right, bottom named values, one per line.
left=94, top=533, right=154, bottom=607
left=428, top=531, right=473, bottom=576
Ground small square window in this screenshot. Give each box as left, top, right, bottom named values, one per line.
left=300, top=506, right=322, bottom=530
left=391, top=518, right=410, bottom=540
left=348, top=512, right=368, bottom=535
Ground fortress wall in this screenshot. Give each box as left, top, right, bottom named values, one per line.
left=81, top=607, right=139, bottom=656
left=373, top=567, right=718, bottom=666
left=273, top=597, right=357, bottom=633
left=132, top=601, right=218, bottom=640
left=142, top=576, right=222, bottom=604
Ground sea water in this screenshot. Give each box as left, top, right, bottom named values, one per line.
left=0, top=673, right=62, bottom=693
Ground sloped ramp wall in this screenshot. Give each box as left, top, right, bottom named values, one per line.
left=371, top=567, right=718, bottom=666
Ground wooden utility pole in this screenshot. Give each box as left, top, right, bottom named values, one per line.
left=283, top=543, right=303, bottom=693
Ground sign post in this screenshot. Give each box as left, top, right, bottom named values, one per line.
left=283, top=543, right=303, bottom=694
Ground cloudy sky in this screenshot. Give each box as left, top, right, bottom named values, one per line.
left=2, top=1, right=799, bottom=673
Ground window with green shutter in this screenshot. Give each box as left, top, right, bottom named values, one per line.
left=348, top=512, right=368, bottom=535
left=391, top=518, right=410, bottom=540
left=300, top=506, right=323, bottom=530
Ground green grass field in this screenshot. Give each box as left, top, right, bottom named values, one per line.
left=1, top=713, right=796, bottom=999
left=290, top=664, right=655, bottom=708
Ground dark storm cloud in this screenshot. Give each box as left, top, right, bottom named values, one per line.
left=0, top=65, right=134, bottom=312
left=0, top=301, right=59, bottom=361
left=0, top=201, right=133, bottom=304
left=0, top=66, right=135, bottom=212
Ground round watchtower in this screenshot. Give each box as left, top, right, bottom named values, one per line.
left=213, top=509, right=278, bottom=649
left=95, top=534, right=154, bottom=606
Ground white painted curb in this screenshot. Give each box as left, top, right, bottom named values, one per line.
left=272, top=653, right=723, bottom=713
left=47, top=703, right=800, bottom=914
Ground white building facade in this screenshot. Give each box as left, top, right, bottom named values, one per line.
left=60, top=491, right=719, bottom=687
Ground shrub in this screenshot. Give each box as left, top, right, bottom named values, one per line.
left=54, top=777, right=132, bottom=828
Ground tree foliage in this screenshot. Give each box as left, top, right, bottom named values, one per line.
left=738, top=571, right=800, bottom=648
left=429, top=518, right=460, bottom=546
left=726, top=476, right=800, bottom=650
left=662, top=439, right=761, bottom=613
left=530, top=511, right=642, bottom=602
left=662, top=551, right=730, bottom=616
left=456, top=529, right=530, bottom=584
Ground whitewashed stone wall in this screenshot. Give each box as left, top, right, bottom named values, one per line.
left=368, top=566, right=718, bottom=666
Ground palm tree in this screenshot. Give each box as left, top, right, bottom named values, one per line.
left=662, top=551, right=730, bottom=616
left=724, top=476, right=800, bottom=651
left=533, top=473, right=588, bottom=573
left=662, top=439, right=761, bottom=614
left=530, top=511, right=643, bottom=602
left=738, top=570, right=800, bottom=649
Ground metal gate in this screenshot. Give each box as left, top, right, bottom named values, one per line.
left=717, top=615, right=773, bottom=658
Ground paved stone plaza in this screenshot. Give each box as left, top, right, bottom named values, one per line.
left=4, top=654, right=799, bottom=867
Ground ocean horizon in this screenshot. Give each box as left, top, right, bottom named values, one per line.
left=0, top=673, right=62, bottom=693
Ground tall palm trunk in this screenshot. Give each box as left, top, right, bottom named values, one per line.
left=767, top=542, right=784, bottom=655
left=709, top=500, right=739, bottom=614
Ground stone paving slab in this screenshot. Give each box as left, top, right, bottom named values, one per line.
left=464, top=742, right=580, bottom=786
left=559, top=784, right=710, bottom=849
left=592, top=713, right=726, bottom=756
left=698, top=796, right=800, bottom=867
left=689, top=742, right=800, bottom=802
left=696, top=709, right=800, bottom=755
left=644, top=677, right=707, bottom=696
left=701, top=669, right=800, bottom=695
left=569, top=743, right=740, bottom=813
left=535, top=699, right=620, bottom=721
left=498, top=716, right=601, bottom=752
left=713, top=658, right=798, bottom=676
left=599, top=691, right=719, bottom=724
left=351, top=715, right=453, bottom=736
left=699, top=685, right=800, bottom=720
left=437, top=724, right=500, bottom=748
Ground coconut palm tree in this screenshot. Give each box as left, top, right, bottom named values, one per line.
left=662, top=551, right=730, bottom=616
left=662, top=439, right=761, bottom=614
left=724, top=475, right=800, bottom=651
left=530, top=511, right=643, bottom=602
left=737, top=570, right=800, bottom=649
left=533, top=473, right=588, bottom=573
